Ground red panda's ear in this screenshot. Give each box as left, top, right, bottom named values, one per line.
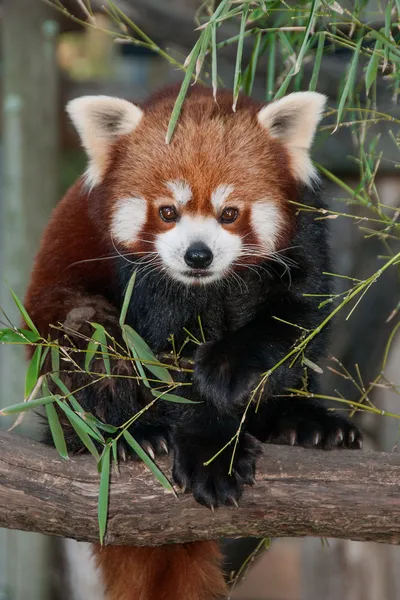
left=67, top=95, right=143, bottom=188
left=257, top=92, right=326, bottom=184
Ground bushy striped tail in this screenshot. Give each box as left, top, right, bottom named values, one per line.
left=93, top=541, right=228, bottom=600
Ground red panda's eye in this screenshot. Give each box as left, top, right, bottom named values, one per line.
left=220, top=207, right=239, bottom=224
left=159, top=206, right=177, bottom=222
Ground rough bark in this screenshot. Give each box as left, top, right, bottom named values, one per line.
left=1, top=430, right=400, bottom=547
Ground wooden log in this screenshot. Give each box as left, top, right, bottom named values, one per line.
left=1, top=431, right=400, bottom=547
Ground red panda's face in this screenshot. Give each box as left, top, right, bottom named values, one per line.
left=67, top=90, right=326, bottom=285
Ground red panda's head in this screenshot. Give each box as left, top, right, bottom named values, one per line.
left=67, top=87, right=326, bottom=285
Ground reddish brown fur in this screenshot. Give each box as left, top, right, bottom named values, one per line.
left=93, top=541, right=227, bottom=600
left=102, top=85, right=297, bottom=256
left=25, top=85, right=300, bottom=600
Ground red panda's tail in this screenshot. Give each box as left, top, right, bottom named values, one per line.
left=93, top=541, right=228, bottom=600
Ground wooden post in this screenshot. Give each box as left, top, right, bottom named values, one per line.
left=0, top=1, right=59, bottom=598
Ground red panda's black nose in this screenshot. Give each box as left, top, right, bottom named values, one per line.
left=184, top=243, right=214, bottom=269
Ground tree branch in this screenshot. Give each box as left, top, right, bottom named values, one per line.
left=1, top=431, right=400, bottom=546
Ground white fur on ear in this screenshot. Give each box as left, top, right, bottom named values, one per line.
left=67, top=95, right=143, bottom=188
left=257, top=92, right=326, bottom=183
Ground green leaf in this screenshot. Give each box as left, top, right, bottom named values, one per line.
left=82, top=412, right=118, bottom=434
left=46, top=402, right=68, bottom=460
left=211, top=22, right=218, bottom=100
left=98, top=446, right=111, bottom=545
left=365, top=40, right=382, bottom=94
left=51, top=345, right=60, bottom=374
left=85, top=325, right=111, bottom=375
left=334, top=37, right=362, bottom=132
left=123, top=325, right=172, bottom=384
left=266, top=33, right=276, bottom=101
left=56, top=400, right=105, bottom=443
left=122, top=325, right=150, bottom=387
left=91, top=323, right=111, bottom=375
left=302, top=356, right=323, bottom=374
left=166, top=36, right=202, bottom=143
left=8, top=287, right=39, bottom=335
left=112, top=439, right=118, bottom=464
left=150, top=389, right=201, bottom=404
left=25, top=346, right=42, bottom=398
left=0, top=394, right=58, bottom=416
left=293, top=0, right=320, bottom=75
left=39, top=346, right=50, bottom=370
left=242, top=30, right=262, bottom=96
left=63, top=410, right=100, bottom=460
left=119, top=270, right=137, bottom=327
left=123, top=430, right=176, bottom=495
left=194, top=26, right=211, bottom=83
left=0, top=328, right=39, bottom=344
left=232, top=3, right=249, bottom=111
left=309, top=32, right=325, bottom=92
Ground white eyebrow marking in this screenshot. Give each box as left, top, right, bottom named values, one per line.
left=211, top=184, right=234, bottom=211
left=166, top=180, right=192, bottom=205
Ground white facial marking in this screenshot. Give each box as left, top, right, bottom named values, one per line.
left=111, top=197, right=147, bottom=245
left=155, top=215, right=242, bottom=285
left=166, top=180, right=192, bottom=206
left=211, top=184, right=235, bottom=212
left=251, top=200, right=282, bottom=251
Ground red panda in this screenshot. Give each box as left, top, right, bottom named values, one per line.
left=25, top=85, right=362, bottom=600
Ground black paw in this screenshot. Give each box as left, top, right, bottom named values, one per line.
left=172, top=433, right=261, bottom=509
left=117, top=425, right=170, bottom=462
left=193, top=341, right=259, bottom=409
left=263, top=411, right=362, bottom=450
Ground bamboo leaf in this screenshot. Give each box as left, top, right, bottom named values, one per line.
left=365, top=40, right=382, bottom=94
left=266, top=33, right=276, bottom=101
left=8, top=287, right=39, bottom=335
left=86, top=324, right=111, bottom=375
left=194, top=26, right=211, bottom=83
left=24, top=346, right=42, bottom=398
left=232, top=4, right=250, bottom=111
left=64, top=412, right=100, bottom=460
left=51, top=345, right=60, bottom=374
left=309, top=32, right=325, bottom=91
left=119, top=270, right=137, bottom=327
left=56, top=400, right=105, bottom=443
left=302, top=356, right=323, bottom=374
left=166, top=36, right=203, bottom=143
left=242, top=30, right=262, bottom=96
left=211, top=22, right=218, bottom=100
left=0, top=328, right=39, bottom=344
left=122, top=325, right=150, bottom=387
left=334, top=37, right=362, bottom=133
left=112, top=439, right=118, bottom=464
left=123, top=325, right=173, bottom=384
left=98, top=446, right=111, bottom=545
left=0, top=394, right=58, bottom=416
left=46, top=402, right=68, bottom=460
left=123, top=430, right=176, bottom=495
left=150, top=389, right=201, bottom=404
left=274, top=65, right=296, bottom=100
left=293, top=0, right=320, bottom=76
left=82, top=412, right=118, bottom=434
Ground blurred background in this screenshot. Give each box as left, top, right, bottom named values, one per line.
left=0, top=1, right=399, bottom=599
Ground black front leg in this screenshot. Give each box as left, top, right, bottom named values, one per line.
left=193, top=297, right=326, bottom=412
left=169, top=405, right=261, bottom=508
